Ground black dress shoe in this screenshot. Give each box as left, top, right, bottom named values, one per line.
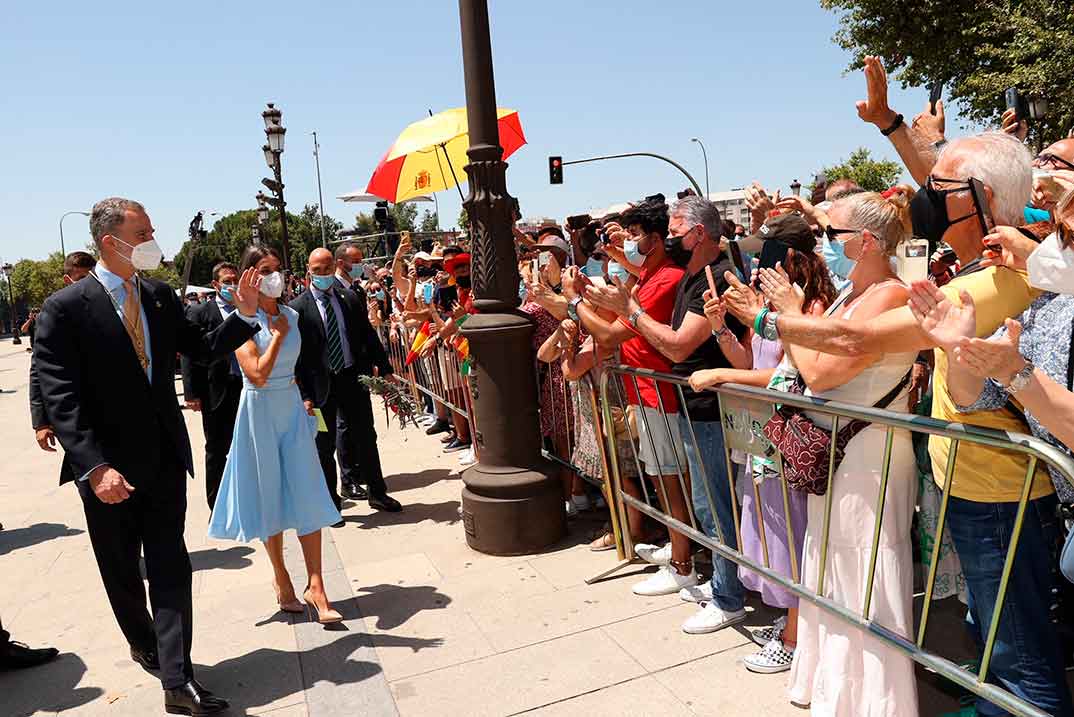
left=164, top=679, right=229, bottom=716
left=368, top=494, right=402, bottom=512
left=130, top=645, right=160, bottom=671
left=425, top=418, right=451, bottom=435
left=0, top=640, right=59, bottom=670
left=342, top=483, right=368, bottom=500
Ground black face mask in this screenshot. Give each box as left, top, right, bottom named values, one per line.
left=664, top=232, right=694, bottom=268
left=416, top=266, right=437, bottom=278
left=910, top=179, right=978, bottom=249
left=455, top=275, right=472, bottom=289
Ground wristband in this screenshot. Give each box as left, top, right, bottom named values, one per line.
left=880, top=113, right=904, bottom=137
left=753, top=307, right=770, bottom=335
left=762, top=312, right=779, bottom=341
left=628, top=307, right=645, bottom=327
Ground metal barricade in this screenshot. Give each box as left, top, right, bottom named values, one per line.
left=599, top=365, right=1074, bottom=717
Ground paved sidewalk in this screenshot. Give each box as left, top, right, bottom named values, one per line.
left=4, top=337, right=988, bottom=716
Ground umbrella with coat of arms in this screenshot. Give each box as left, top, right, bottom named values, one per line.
left=365, top=107, right=526, bottom=204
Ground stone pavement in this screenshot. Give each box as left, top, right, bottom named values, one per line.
left=0, top=337, right=1003, bottom=716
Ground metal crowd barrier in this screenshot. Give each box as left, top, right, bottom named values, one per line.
left=598, top=365, right=1074, bottom=717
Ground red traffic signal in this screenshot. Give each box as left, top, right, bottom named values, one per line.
left=548, top=156, right=563, bottom=185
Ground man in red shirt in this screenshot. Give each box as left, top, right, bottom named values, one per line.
left=565, top=199, right=696, bottom=597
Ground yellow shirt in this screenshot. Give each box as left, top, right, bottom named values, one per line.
left=928, top=266, right=1052, bottom=502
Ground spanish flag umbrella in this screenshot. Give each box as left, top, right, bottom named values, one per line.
left=365, top=107, right=526, bottom=204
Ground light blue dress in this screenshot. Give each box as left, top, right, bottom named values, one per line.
left=208, top=305, right=341, bottom=542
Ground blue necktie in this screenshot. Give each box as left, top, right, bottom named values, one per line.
left=220, top=303, right=242, bottom=376
left=320, top=293, right=345, bottom=373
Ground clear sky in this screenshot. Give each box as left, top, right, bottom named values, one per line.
left=2, top=1, right=963, bottom=262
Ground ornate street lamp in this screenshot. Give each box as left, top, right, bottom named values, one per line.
left=260, top=102, right=291, bottom=274
left=2, top=262, right=20, bottom=343
left=263, top=144, right=277, bottom=170
left=790, top=178, right=802, bottom=196
left=457, top=0, right=564, bottom=554
left=256, top=192, right=270, bottom=224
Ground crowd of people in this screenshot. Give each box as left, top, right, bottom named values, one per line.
left=6, top=53, right=1074, bottom=717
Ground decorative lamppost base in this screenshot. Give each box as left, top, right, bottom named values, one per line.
left=461, top=467, right=565, bottom=556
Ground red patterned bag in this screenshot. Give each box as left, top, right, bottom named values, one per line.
left=762, top=371, right=911, bottom=496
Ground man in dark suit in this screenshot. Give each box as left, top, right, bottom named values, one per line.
left=31, top=251, right=97, bottom=455
left=180, top=261, right=244, bottom=509
left=34, top=198, right=262, bottom=716
left=292, top=247, right=401, bottom=513
left=332, top=241, right=367, bottom=303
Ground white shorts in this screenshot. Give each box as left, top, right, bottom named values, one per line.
left=634, top=406, right=687, bottom=477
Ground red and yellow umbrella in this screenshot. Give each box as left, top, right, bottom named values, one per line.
left=366, top=107, right=526, bottom=203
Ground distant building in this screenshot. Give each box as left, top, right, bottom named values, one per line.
left=516, top=217, right=559, bottom=234
left=707, top=189, right=750, bottom=229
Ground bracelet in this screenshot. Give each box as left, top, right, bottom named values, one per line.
left=712, top=326, right=732, bottom=342
left=753, top=307, right=770, bottom=335
left=880, top=113, right=904, bottom=137
left=762, top=311, right=780, bottom=341
left=628, top=307, right=645, bottom=327
left=567, top=296, right=582, bottom=322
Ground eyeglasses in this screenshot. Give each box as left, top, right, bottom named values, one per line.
left=1035, top=153, right=1074, bottom=172
left=824, top=225, right=859, bottom=243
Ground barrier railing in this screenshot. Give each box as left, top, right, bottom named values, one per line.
left=599, top=365, right=1074, bottom=717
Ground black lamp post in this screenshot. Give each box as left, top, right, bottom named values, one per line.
left=261, top=103, right=291, bottom=274
left=2, top=263, right=20, bottom=344
left=457, top=0, right=564, bottom=555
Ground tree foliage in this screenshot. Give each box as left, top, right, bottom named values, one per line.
left=456, top=206, right=470, bottom=233
left=173, top=204, right=344, bottom=285
left=419, top=210, right=440, bottom=232
left=817, top=147, right=903, bottom=193
left=389, top=203, right=418, bottom=233
left=820, top=0, right=1074, bottom=145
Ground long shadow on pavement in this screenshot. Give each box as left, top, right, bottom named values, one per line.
left=0, top=522, right=83, bottom=556
left=189, top=545, right=256, bottom=572
left=0, top=652, right=103, bottom=716
left=352, top=584, right=453, bottom=630
left=386, top=468, right=455, bottom=493
left=344, top=499, right=461, bottom=528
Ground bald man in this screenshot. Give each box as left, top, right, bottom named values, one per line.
left=291, top=249, right=401, bottom=513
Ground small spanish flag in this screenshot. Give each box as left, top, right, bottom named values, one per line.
left=453, top=315, right=471, bottom=375
left=405, top=320, right=431, bottom=366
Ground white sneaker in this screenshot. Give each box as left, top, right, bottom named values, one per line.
left=570, top=494, right=591, bottom=512
left=750, top=614, right=788, bottom=647
left=634, top=542, right=671, bottom=565
left=632, top=565, right=697, bottom=597
left=681, top=602, right=747, bottom=634
left=743, top=637, right=794, bottom=673
left=457, top=448, right=476, bottom=466
left=679, top=581, right=713, bottom=604
left=565, top=500, right=579, bottom=518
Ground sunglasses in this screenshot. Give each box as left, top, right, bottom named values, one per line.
left=1035, top=153, right=1074, bottom=172
left=824, top=225, right=859, bottom=243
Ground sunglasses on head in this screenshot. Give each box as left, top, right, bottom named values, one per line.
left=1035, top=153, right=1074, bottom=172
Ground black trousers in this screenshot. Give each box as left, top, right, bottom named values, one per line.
left=199, top=376, right=242, bottom=510
left=77, top=457, right=193, bottom=689
left=315, top=367, right=386, bottom=509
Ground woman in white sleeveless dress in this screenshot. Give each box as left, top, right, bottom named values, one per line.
left=759, top=188, right=920, bottom=716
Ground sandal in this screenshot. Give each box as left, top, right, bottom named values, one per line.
left=589, top=532, right=617, bottom=552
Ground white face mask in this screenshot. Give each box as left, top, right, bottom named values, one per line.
left=112, top=236, right=163, bottom=271
left=259, top=271, right=284, bottom=298
left=1027, top=231, right=1074, bottom=294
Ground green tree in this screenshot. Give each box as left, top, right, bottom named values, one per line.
left=389, top=203, right=418, bottom=233
left=820, top=0, right=1074, bottom=146
left=456, top=206, right=469, bottom=233
left=11, top=253, right=65, bottom=308
left=817, top=147, right=903, bottom=193
left=419, top=210, right=440, bottom=232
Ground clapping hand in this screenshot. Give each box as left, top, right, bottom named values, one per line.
left=586, top=275, right=638, bottom=317
left=855, top=55, right=898, bottom=129
left=980, top=226, right=1037, bottom=271
left=233, top=267, right=263, bottom=317
left=758, top=262, right=805, bottom=315
left=744, top=182, right=778, bottom=217
left=721, top=271, right=765, bottom=325
left=906, top=280, right=976, bottom=353
left=701, top=289, right=727, bottom=332
left=559, top=318, right=579, bottom=347
left=954, top=319, right=1026, bottom=384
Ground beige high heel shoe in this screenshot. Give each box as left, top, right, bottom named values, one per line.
left=303, top=588, right=343, bottom=624
left=273, top=580, right=304, bottom=614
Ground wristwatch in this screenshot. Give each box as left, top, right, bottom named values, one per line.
left=1004, top=358, right=1035, bottom=394
left=567, top=296, right=583, bottom=322
left=712, top=326, right=732, bottom=341
left=628, top=307, right=645, bottom=327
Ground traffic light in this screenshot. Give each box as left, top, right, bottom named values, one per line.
left=548, top=156, right=563, bottom=185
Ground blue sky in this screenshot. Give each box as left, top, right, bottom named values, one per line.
left=2, top=1, right=965, bottom=262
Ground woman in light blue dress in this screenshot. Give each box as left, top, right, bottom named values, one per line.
left=208, top=246, right=343, bottom=624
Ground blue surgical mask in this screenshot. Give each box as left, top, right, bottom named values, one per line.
left=607, top=261, right=630, bottom=284
left=310, top=273, right=336, bottom=291
left=821, top=235, right=856, bottom=280
left=374, top=289, right=386, bottom=301
left=218, top=284, right=236, bottom=303
left=583, top=257, right=605, bottom=277
left=349, top=263, right=364, bottom=280
left=623, top=240, right=644, bottom=267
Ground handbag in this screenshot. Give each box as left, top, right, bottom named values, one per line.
left=762, top=369, right=912, bottom=496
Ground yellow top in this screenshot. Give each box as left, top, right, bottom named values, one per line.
left=928, top=266, right=1052, bottom=502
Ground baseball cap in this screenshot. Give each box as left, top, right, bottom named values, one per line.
left=538, top=234, right=571, bottom=256
left=738, top=213, right=816, bottom=254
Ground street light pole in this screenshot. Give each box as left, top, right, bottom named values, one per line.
left=457, top=0, right=564, bottom=555
left=2, top=263, right=20, bottom=344
left=59, top=211, right=90, bottom=257
left=691, top=137, right=710, bottom=197
left=312, top=131, right=327, bottom=248
left=262, top=103, right=291, bottom=274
